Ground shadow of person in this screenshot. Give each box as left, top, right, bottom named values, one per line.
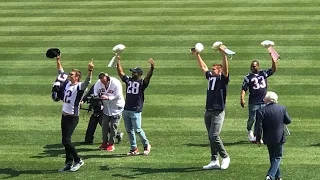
left=111, top=166, right=202, bottom=179
left=0, top=168, right=56, bottom=179
left=30, top=142, right=98, bottom=159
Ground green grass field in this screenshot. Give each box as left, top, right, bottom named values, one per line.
left=1, top=0, right=320, bottom=179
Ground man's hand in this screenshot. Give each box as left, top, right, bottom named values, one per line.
left=101, top=95, right=109, bottom=100
left=191, top=48, right=198, bottom=56
left=149, top=58, right=155, bottom=68
left=56, top=55, right=61, bottom=62
left=88, top=59, right=94, bottom=71
left=240, top=99, right=245, bottom=108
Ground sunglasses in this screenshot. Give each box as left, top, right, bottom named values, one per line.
left=69, top=73, right=76, bottom=76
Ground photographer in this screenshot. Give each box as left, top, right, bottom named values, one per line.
left=81, top=82, right=124, bottom=145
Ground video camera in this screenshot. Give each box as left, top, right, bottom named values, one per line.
left=86, top=94, right=103, bottom=114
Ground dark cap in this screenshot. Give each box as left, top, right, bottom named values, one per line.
left=98, top=72, right=109, bottom=79
left=130, top=67, right=143, bottom=74
left=46, top=48, right=60, bottom=58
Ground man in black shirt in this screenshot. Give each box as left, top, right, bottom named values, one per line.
left=191, top=48, right=230, bottom=170
left=116, top=56, right=154, bottom=156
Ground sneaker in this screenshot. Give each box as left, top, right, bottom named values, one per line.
left=275, top=178, right=282, bottom=180
left=202, top=160, right=220, bottom=170
left=220, top=156, right=230, bottom=170
left=70, top=160, right=84, bottom=172
left=248, top=130, right=254, bottom=141
left=99, top=142, right=108, bottom=150
left=116, top=133, right=124, bottom=144
left=58, top=164, right=72, bottom=172
left=127, top=148, right=139, bottom=156
left=266, top=175, right=272, bottom=180
left=106, top=144, right=115, bottom=152
left=143, top=144, right=151, bottom=156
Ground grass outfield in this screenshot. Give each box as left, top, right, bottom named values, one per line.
left=1, top=0, right=320, bottom=179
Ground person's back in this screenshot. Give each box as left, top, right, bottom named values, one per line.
left=257, top=103, right=290, bottom=144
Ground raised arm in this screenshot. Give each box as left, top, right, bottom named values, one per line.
left=271, top=56, right=277, bottom=73
left=143, top=58, right=155, bottom=85
left=80, top=59, right=94, bottom=90
left=192, top=50, right=208, bottom=74
left=116, top=56, right=125, bottom=80
left=219, top=49, right=228, bottom=77
left=56, top=55, right=64, bottom=74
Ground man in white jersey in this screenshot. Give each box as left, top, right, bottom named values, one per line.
left=95, top=72, right=125, bottom=152
left=55, top=55, right=94, bottom=172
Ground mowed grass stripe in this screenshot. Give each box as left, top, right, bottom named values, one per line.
left=2, top=24, right=320, bottom=32
left=1, top=15, right=320, bottom=22
left=1, top=34, right=319, bottom=42
left=1, top=8, right=319, bottom=17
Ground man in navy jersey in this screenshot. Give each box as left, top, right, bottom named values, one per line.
left=191, top=48, right=230, bottom=170
left=240, top=55, right=277, bottom=142
left=55, top=55, right=94, bottom=172
left=116, top=56, right=154, bottom=156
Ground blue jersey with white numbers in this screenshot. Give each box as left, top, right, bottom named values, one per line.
left=205, top=71, right=229, bottom=110
left=241, top=69, right=274, bottom=104
left=122, top=75, right=149, bottom=112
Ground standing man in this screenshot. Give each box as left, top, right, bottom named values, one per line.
left=255, top=91, right=291, bottom=180
left=81, top=84, right=124, bottom=145
left=56, top=55, right=94, bottom=172
left=94, top=72, right=125, bottom=152
left=116, top=56, right=154, bottom=156
left=191, top=48, right=231, bottom=170
left=240, top=55, right=277, bottom=142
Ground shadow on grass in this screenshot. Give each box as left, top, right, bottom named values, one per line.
left=30, top=142, right=128, bottom=159
left=110, top=167, right=202, bottom=179
left=310, top=143, right=320, bottom=147
left=0, top=168, right=56, bottom=179
left=184, top=140, right=248, bottom=147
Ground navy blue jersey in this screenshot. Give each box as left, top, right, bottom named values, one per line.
left=241, top=69, right=274, bottom=104
left=122, top=75, right=148, bottom=112
left=205, top=71, right=229, bottom=110
left=51, top=73, right=69, bottom=101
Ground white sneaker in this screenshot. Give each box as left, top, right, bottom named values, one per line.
left=221, top=156, right=230, bottom=169
left=248, top=130, right=254, bottom=141
left=70, top=159, right=84, bottom=172
left=202, top=160, right=220, bottom=170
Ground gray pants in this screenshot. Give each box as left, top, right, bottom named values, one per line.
left=204, top=110, right=228, bottom=161
left=247, top=103, right=265, bottom=134
left=102, top=113, right=121, bottom=144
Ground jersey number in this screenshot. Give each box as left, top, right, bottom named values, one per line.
left=251, top=76, right=266, bottom=90
left=63, top=90, right=72, bottom=103
left=208, top=77, right=217, bottom=90
left=127, top=81, right=140, bottom=94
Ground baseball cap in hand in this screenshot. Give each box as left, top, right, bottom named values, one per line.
left=46, top=48, right=60, bottom=58
left=130, top=67, right=143, bottom=75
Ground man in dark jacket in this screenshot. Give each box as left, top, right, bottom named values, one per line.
left=255, top=91, right=291, bottom=180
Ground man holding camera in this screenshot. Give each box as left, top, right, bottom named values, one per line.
left=81, top=84, right=124, bottom=144
left=94, top=72, right=125, bottom=152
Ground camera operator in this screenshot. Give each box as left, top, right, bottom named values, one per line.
left=94, top=72, right=125, bottom=152
left=81, top=82, right=124, bottom=145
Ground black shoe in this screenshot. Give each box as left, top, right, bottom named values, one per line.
left=58, top=164, right=72, bottom=172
